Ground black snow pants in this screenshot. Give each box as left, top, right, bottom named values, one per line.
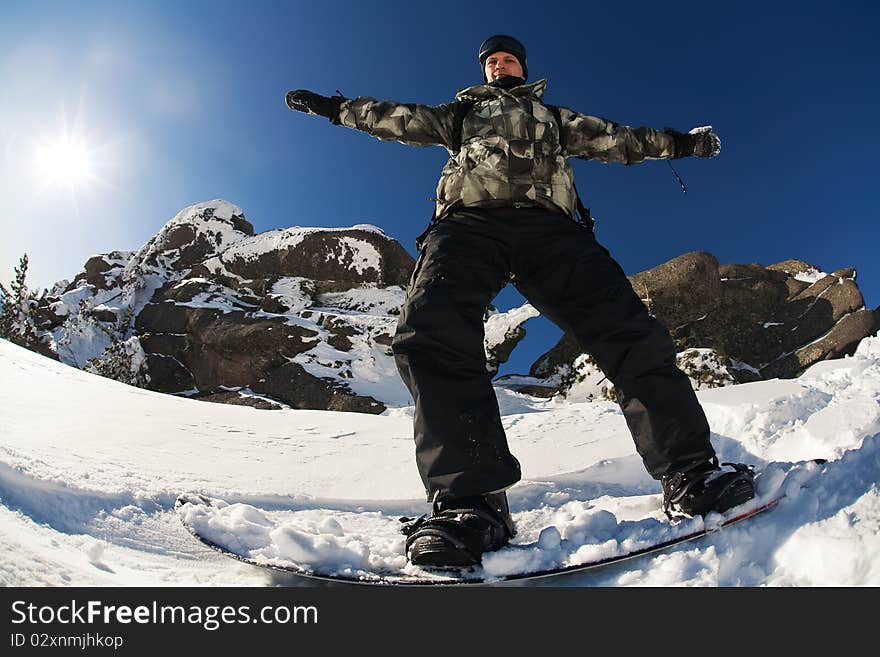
left=392, top=206, right=715, bottom=502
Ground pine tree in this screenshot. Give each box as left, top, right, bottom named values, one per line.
left=0, top=254, right=40, bottom=348
left=86, top=337, right=148, bottom=387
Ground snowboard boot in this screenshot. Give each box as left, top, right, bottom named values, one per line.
left=661, top=459, right=755, bottom=519
left=401, top=491, right=516, bottom=568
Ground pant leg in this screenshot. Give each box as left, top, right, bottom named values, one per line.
left=393, top=211, right=521, bottom=501
left=510, top=211, right=715, bottom=479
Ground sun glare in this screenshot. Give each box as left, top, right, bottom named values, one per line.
left=24, top=103, right=122, bottom=219
left=35, top=136, right=94, bottom=187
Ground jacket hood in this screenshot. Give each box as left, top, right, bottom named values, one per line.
left=456, top=78, right=547, bottom=103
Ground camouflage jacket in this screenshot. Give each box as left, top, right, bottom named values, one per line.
left=337, top=79, right=678, bottom=221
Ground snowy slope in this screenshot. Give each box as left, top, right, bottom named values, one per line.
left=1, top=335, right=879, bottom=586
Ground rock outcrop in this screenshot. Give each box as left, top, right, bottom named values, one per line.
left=24, top=201, right=878, bottom=410
left=507, top=251, right=878, bottom=399
left=31, top=201, right=411, bottom=413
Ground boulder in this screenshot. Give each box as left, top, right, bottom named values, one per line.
left=529, top=254, right=878, bottom=394
left=71, top=252, right=133, bottom=291
left=192, top=390, right=286, bottom=410
left=250, top=362, right=386, bottom=414
left=628, top=251, right=723, bottom=328
left=136, top=303, right=319, bottom=390
left=196, top=227, right=413, bottom=292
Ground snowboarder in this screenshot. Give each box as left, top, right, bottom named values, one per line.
left=285, top=34, right=755, bottom=568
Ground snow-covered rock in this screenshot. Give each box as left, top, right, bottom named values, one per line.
left=528, top=252, right=878, bottom=398
left=29, top=201, right=417, bottom=413
left=18, top=201, right=879, bottom=412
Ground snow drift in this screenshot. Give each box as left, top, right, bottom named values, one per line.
left=1, top=334, right=878, bottom=586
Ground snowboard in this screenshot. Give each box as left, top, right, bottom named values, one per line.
left=175, top=467, right=812, bottom=585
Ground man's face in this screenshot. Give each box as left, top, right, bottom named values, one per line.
left=484, top=51, right=524, bottom=82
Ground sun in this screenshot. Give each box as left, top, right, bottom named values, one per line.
left=23, top=102, right=121, bottom=218
left=35, top=135, right=95, bottom=187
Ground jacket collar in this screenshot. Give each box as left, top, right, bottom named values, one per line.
left=455, top=78, right=547, bottom=102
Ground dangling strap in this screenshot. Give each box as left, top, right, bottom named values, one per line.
left=667, top=161, right=687, bottom=193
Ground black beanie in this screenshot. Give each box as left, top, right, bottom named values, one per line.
left=478, top=34, right=528, bottom=82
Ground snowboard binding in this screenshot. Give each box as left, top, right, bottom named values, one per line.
left=400, top=492, right=515, bottom=568
left=661, top=460, right=756, bottom=520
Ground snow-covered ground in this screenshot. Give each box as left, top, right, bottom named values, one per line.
left=1, top=335, right=879, bottom=586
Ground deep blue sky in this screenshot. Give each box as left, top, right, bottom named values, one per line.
left=1, top=0, right=877, bottom=377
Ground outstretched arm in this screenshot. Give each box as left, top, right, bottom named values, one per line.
left=557, top=106, right=720, bottom=163
left=286, top=89, right=456, bottom=148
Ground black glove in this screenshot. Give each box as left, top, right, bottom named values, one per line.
left=285, top=90, right=345, bottom=124
left=665, top=126, right=721, bottom=158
